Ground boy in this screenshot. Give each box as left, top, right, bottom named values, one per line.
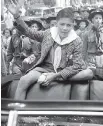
left=6, top=2, right=93, bottom=100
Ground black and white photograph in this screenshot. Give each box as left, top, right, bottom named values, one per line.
left=1, top=0, right=103, bottom=125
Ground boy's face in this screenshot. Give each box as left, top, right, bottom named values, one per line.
left=57, top=18, right=73, bottom=40
left=30, top=23, right=39, bottom=31
left=50, top=20, right=57, bottom=28
left=79, top=21, right=87, bottom=30
left=92, top=14, right=103, bottom=28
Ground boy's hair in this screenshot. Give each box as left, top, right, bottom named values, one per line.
left=56, top=7, right=74, bottom=21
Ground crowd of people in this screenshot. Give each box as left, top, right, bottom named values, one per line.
left=1, top=1, right=103, bottom=100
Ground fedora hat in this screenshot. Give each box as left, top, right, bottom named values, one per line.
left=25, top=19, right=43, bottom=30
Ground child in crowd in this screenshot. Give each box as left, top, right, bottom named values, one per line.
left=76, top=19, right=89, bottom=39
left=82, top=9, right=103, bottom=79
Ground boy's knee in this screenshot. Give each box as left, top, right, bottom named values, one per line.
left=20, top=76, right=27, bottom=83
left=84, top=69, right=94, bottom=79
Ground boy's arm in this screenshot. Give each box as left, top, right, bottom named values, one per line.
left=44, top=38, right=87, bottom=82
left=58, top=38, right=87, bottom=80
left=14, top=17, right=44, bottom=42
left=5, top=1, right=44, bottom=42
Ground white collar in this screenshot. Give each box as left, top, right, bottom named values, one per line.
left=50, top=26, right=79, bottom=45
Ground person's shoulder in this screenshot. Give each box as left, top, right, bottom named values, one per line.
left=74, top=36, right=82, bottom=45
left=44, top=28, right=51, bottom=34
left=43, top=28, right=51, bottom=38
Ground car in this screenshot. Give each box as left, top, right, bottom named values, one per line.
left=50, top=6, right=63, bottom=15
left=27, top=7, right=55, bottom=18
left=1, top=98, right=103, bottom=126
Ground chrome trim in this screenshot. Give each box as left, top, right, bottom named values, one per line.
left=7, top=111, right=18, bottom=126
left=1, top=111, right=9, bottom=115
left=17, top=111, right=103, bottom=116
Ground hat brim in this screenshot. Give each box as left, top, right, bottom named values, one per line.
left=89, top=12, right=103, bottom=21
left=46, top=16, right=56, bottom=23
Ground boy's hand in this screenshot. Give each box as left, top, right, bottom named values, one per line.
left=42, top=72, right=61, bottom=86
left=4, top=0, right=20, bottom=16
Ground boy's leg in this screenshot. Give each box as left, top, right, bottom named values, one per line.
left=14, top=70, right=41, bottom=100
left=69, top=68, right=94, bottom=81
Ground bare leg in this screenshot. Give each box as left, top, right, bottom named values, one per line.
left=14, top=70, right=41, bottom=100
left=69, top=68, right=93, bottom=81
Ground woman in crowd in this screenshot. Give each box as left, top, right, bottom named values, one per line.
left=82, top=9, right=103, bottom=79
left=6, top=2, right=93, bottom=100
